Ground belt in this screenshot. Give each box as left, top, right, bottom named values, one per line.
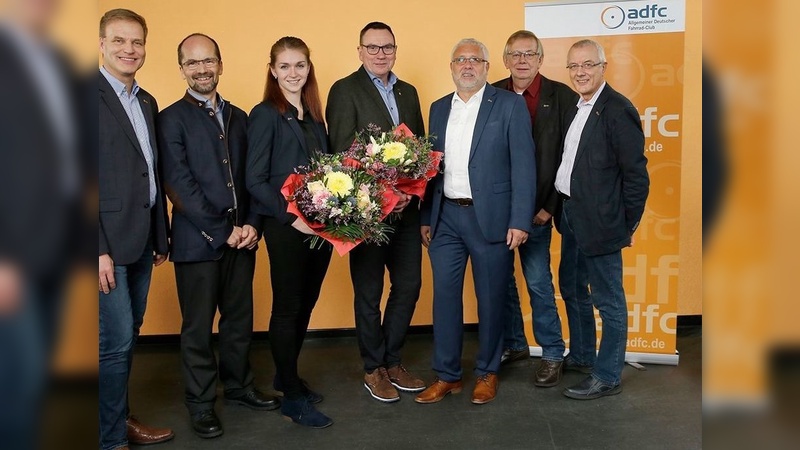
left=445, top=197, right=473, bottom=206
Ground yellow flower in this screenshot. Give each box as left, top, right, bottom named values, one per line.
left=324, top=171, right=354, bottom=197
left=381, top=141, right=407, bottom=163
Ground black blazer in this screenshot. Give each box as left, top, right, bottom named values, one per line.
left=326, top=65, right=425, bottom=153
left=158, top=92, right=260, bottom=262
left=492, top=75, right=578, bottom=221
left=246, top=101, right=330, bottom=225
left=99, top=72, right=169, bottom=265
left=563, top=84, right=649, bottom=256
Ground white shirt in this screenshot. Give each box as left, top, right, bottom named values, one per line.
left=443, top=85, right=486, bottom=199
left=555, top=82, right=606, bottom=196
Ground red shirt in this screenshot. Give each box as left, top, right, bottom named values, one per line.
left=506, top=72, right=542, bottom=126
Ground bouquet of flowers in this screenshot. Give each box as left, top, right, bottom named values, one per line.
left=281, top=153, right=400, bottom=255
left=344, top=123, right=442, bottom=198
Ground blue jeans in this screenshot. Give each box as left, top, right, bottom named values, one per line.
left=504, top=223, right=565, bottom=361
left=560, top=204, right=627, bottom=385
left=99, top=248, right=153, bottom=450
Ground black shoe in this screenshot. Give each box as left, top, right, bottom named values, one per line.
left=500, top=348, right=529, bottom=366
left=563, top=355, right=594, bottom=374
left=274, top=375, right=323, bottom=404
left=563, top=376, right=622, bottom=400
left=226, top=389, right=280, bottom=411
left=190, top=409, right=223, bottom=438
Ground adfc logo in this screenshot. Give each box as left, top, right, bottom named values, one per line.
left=601, top=6, right=626, bottom=29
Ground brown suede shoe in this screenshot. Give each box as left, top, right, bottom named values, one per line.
left=471, top=373, right=498, bottom=404
left=534, top=360, right=564, bottom=387
left=387, top=365, right=426, bottom=392
left=414, top=378, right=463, bottom=404
left=364, top=368, right=400, bottom=403
left=126, top=416, right=174, bottom=445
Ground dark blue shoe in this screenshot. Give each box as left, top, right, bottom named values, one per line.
left=563, top=376, right=622, bottom=400
left=563, top=355, right=594, bottom=374
left=280, top=397, right=333, bottom=429
left=274, top=375, right=323, bottom=404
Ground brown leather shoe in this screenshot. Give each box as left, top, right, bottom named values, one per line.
left=414, top=378, right=463, bottom=404
left=387, top=364, right=426, bottom=392
left=364, top=368, right=400, bottom=403
left=126, top=416, right=174, bottom=445
left=534, top=359, right=564, bottom=387
left=471, top=373, right=498, bottom=404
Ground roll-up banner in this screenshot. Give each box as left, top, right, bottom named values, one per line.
left=524, top=0, right=685, bottom=364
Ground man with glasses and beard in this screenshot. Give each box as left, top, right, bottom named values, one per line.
left=158, top=33, right=278, bottom=439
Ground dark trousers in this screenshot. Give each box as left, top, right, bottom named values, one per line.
left=428, top=201, right=513, bottom=381
left=349, top=204, right=422, bottom=372
left=174, top=247, right=256, bottom=415
left=263, top=218, right=331, bottom=399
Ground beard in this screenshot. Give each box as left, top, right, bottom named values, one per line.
left=190, top=72, right=218, bottom=94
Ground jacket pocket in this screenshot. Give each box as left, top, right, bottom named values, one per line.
left=99, top=198, right=122, bottom=212
left=492, top=181, right=511, bottom=193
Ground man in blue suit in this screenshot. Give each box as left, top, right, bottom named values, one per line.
left=415, top=38, right=536, bottom=405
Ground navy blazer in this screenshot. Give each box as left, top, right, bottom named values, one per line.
left=422, top=83, right=536, bottom=243
left=563, top=84, right=649, bottom=256
left=99, top=72, right=169, bottom=265
left=326, top=65, right=425, bottom=153
left=158, top=92, right=260, bottom=262
left=246, top=101, right=330, bottom=225
left=492, top=75, right=578, bottom=221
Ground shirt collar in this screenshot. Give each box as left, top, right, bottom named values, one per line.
left=577, top=81, right=606, bottom=108
left=186, top=88, right=225, bottom=111
left=364, top=66, right=397, bottom=88
left=452, top=83, right=487, bottom=107
left=100, top=65, right=139, bottom=97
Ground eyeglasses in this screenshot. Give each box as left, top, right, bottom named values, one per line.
left=506, top=51, right=539, bottom=61
left=452, top=56, right=488, bottom=66
left=181, top=57, right=220, bottom=70
left=566, top=61, right=604, bottom=71
left=360, top=44, right=396, bottom=55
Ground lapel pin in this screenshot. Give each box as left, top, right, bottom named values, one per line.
left=595, top=111, right=600, bottom=115
left=142, top=98, right=149, bottom=104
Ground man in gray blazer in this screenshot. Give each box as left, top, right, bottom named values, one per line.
left=98, top=9, right=173, bottom=450
left=326, top=21, right=426, bottom=404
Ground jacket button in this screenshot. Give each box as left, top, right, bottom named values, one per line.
left=142, top=172, right=147, bottom=177
left=227, top=182, right=232, bottom=188
left=209, top=111, right=214, bottom=116
left=144, top=203, right=149, bottom=208
left=219, top=135, right=224, bottom=140
left=222, top=159, right=228, bottom=164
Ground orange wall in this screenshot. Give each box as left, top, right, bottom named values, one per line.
left=94, top=0, right=702, bottom=336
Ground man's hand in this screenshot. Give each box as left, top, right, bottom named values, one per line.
left=153, top=254, right=168, bottom=266
left=99, top=254, right=115, bottom=294
left=420, top=225, right=431, bottom=248
left=0, top=261, right=22, bottom=316
left=226, top=226, right=243, bottom=247
left=392, top=193, right=411, bottom=213
left=532, top=209, right=552, bottom=226
left=628, top=235, right=635, bottom=247
left=291, top=218, right=316, bottom=235
left=506, top=228, right=528, bottom=250
left=238, top=224, right=259, bottom=250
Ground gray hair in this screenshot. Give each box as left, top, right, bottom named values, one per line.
left=569, top=39, right=606, bottom=63
left=450, top=38, right=489, bottom=61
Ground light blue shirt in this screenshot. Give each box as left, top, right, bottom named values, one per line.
left=365, top=68, right=399, bottom=127
left=100, top=65, right=157, bottom=207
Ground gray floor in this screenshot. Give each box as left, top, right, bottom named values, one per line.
left=127, top=326, right=702, bottom=450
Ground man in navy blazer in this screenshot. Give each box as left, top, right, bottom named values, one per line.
left=415, top=38, right=536, bottom=406
left=158, top=33, right=278, bottom=439
left=98, top=9, right=173, bottom=450
left=556, top=39, right=649, bottom=400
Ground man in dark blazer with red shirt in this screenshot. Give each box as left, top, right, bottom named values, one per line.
left=98, top=8, right=173, bottom=450
left=492, top=30, right=578, bottom=389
